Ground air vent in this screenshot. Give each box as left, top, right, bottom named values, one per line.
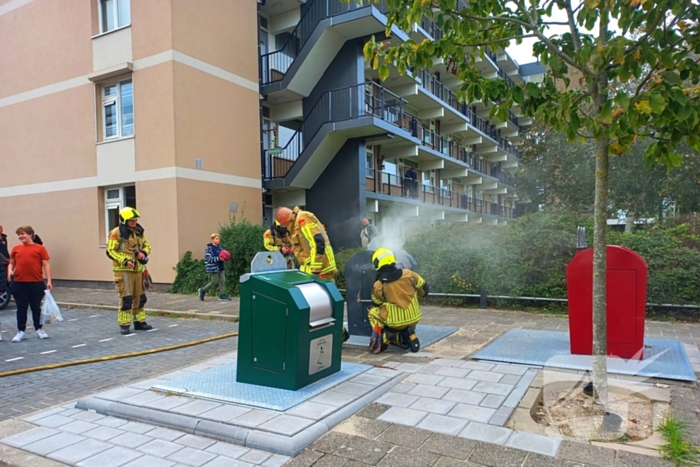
left=194, top=158, right=203, bottom=170
left=260, top=16, right=268, bottom=29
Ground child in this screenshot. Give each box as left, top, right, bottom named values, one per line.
left=7, top=226, right=52, bottom=342
left=198, top=234, right=230, bottom=301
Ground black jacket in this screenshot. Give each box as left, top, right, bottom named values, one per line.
left=0, top=233, right=9, bottom=260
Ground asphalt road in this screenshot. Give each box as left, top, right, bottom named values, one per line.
left=0, top=307, right=239, bottom=421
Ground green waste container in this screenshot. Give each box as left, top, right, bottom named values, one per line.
left=236, top=252, right=344, bottom=390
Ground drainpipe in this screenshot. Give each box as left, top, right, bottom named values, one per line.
left=257, top=0, right=266, bottom=221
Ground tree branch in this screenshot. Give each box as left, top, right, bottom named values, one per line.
left=451, top=34, right=538, bottom=48
left=555, top=0, right=582, bottom=51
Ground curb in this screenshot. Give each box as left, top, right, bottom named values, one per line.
left=55, top=302, right=238, bottom=322
left=75, top=375, right=404, bottom=457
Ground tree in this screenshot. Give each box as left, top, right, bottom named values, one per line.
left=364, top=0, right=700, bottom=408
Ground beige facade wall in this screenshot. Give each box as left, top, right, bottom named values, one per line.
left=130, top=0, right=172, bottom=60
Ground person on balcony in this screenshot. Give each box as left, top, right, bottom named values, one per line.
left=367, top=247, right=428, bottom=354
left=360, top=218, right=379, bottom=248
left=404, top=167, right=418, bottom=199
left=263, top=221, right=294, bottom=270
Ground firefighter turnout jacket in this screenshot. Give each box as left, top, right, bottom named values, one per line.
left=288, top=207, right=336, bottom=276
left=370, top=267, right=427, bottom=330
left=107, top=224, right=151, bottom=272
left=263, top=228, right=290, bottom=252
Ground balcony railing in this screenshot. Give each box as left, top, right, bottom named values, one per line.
left=260, top=0, right=391, bottom=86
left=265, top=82, right=408, bottom=179
left=365, top=169, right=518, bottom=218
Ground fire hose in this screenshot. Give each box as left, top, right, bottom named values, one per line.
left=0, top=331, right=239, bottom=378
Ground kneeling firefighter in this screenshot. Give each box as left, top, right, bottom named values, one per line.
left=107, top=207, right=153, bottom=335
left=263, top=220, right=294, bottom=270
left=368, top=247, right=428, bottom=354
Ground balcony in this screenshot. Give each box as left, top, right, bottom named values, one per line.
left=365, top=169, right=518, bottom=219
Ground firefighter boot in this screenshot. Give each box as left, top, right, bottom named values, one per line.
left=120, top=325, right=132, bottom=335
left=134, top=321, right=153, bottom=331
left=400, top=327, right=420, bottom=353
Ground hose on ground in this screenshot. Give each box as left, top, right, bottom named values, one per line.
left=0, top=331, right=239, bottom=378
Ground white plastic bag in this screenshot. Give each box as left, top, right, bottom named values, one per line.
left=40, top=290, right=63, bottom=325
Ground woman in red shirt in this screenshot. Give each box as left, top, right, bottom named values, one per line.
left=7, top=226, right=52, bottom=342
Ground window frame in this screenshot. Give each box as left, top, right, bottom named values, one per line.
left=365, top=145, right=375, bottom=178
left=104, top=185, right=136, bottom=243
left=101, top=78, right=134, bottom=141
left=98, top=0, right=131, bottom=34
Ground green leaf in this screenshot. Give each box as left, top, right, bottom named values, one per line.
left=660, top=71, right=682, bottom=86
left=649, top=94, right=666, bottom=114
left=618, top=66, right=631, bottom=83
left=615, top=91, right=630, bottom=111
left=600, top=100, right=613, bottom=125
left=378, top=64, right=390, bottom=82
left=512, top=86, right=524, bottom=104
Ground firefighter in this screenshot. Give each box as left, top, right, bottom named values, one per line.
left=263, top=220, right=294, bottom=269
left=368, top=247, right=428, bottom=354
left=106, top=207, right=153, bottom=335
left=275, top=206, right=349, bottom=341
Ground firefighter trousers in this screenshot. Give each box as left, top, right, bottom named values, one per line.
left=114, top=271, right=147, bottom=326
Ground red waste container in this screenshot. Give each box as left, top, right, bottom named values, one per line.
left=567, top=245, right=647, bottom=360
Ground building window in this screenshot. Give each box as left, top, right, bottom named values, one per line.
left=366, top=145, right=375, bottom=178
left=104, top=185, right=136, bottom=241
left=99, top=0, right=130, bottom=33
left=102, top=79, right=134, bottom=140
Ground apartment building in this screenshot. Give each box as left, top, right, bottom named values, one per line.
left=260, top=0, right=545, bottom=249
left=0, top=0, right=262, bottom=284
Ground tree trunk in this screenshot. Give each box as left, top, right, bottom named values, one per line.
left=625, top=211, right=635, bottom=233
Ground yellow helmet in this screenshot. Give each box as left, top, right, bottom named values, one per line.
left=372, top=247, right=396, bottom=270
left=119, top=207, right=140, bottom=224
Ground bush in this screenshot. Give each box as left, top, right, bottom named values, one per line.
left=334, top=246, right=366, bottom=291
left=168, top=217, right=266, bottom=296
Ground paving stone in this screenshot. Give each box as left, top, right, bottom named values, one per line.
left=22, top=432, right=86, bottom=456
left=145, top=427, right=186, bottom=442
left=468, top=442, right=528, bottom=467
left=416, top=413, right=468, bottom=435
left=121, top=421, right=156, bottom=434
left=430, top=359, right=466, bottom=367
left=99, top=387, right=145, bottom=401
left=286, top=401, right=337, bottom=420
left=166, top=446, right=217, bottom=466
left=410, top=397, right=456, bottom=415
left=333, top=382, right=375, bottom=396
left=390, top=382, right=417, bottom=394
left=333, top=434, right=392, bottom=464
left=258, top=414, right=315, bottom=436
left=311, top=454, right=349, bottom=467
left=377, top=407, right=429, bottom=427
left=23, top=407, right=67, bottom=423
left=239, top=449, right=272, bottom=464
left=60, top=408, right=83, bottom=417
left=488, top=405, right=515, bottom=426
left=282, top=448, right=323, bottom=466
left=523, top=453, right=584, bottom=467
left=33, top=414, right=74, bottom=428
left=555, top=441, right=616, bottom=466
left=420, top=433, right=477, bottom=459
left=261, top=454, right=291, bottom=467
left=466, top=370, right=504, bottom=383
left=376, top=447, right=439, bottom=467
left=365, top=367, right=401, bottom=378
left=437, top=377, right=479, bottom=391
left=310, top=390, right=360, bottom=407
left=95, top=417, right=129, bottom=428
left=73, top=411, right=107, bottom=422
left=448, top=404, right=496, bottom=423
left=443, top=389, right=487, bottom=405
left=500, top=374, right=523, bottom=385
left=434, top=366, right=471, bottom=378
left=351, top=374, right=390, bottom=386
left=416, top=365, right=440, bottom=374
left=376, top=424, right=432, bottom=447
left=200, top=456, right=252, bottom=467
left=481, top=394, right=506, bottom=408
left=310, top=432, right=356, bottom=454
left=60, top=420, right=100, bottom=434
left=205, top=441, right=250, bottom=459
left=433, top=457, right=473, bottom=467
left=383, top=361, right=401, bottom=368
left=407, top=373, right=446, bottom=386
left=0, top=426, right=59, bottom=447
left=171, top=400, right=223, bottom=416
left=122, top=390, right=168, bottom=406
left=47, top=438, right=112, bottom=464
left=83, top=426, right=126, bottom=441
left=394, top=363, right=424, bottom=373
left=459, top=422, right=513, bottom=445
left=376, top=392, right=420, bottom=408
left=613, top=450, right=675, bottom=467
left=407, top=384, right=451, bottom=399
left=110, top=431, right=153, bottom=449
left=460, top=361, right=495, bottom=371
left=138, top=439, right=185, bottom=457
left=175, top=434, right=217, bottom=450
left=122, top=455, right=176, bottom=467
left=149, top=396, right=194, bottom=411
left=354, top=403, right=391, bottom=420
left=493, top=364, right=529, bottom=376
left=228, top=409, right=278, bottom=428
left=506, top=431, right=560, bottom=456
left=337, top=417, right=391, bottom=439
left=473, top=381, right=515, bottom=396
left=76, top=446, right=144, bottom=467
